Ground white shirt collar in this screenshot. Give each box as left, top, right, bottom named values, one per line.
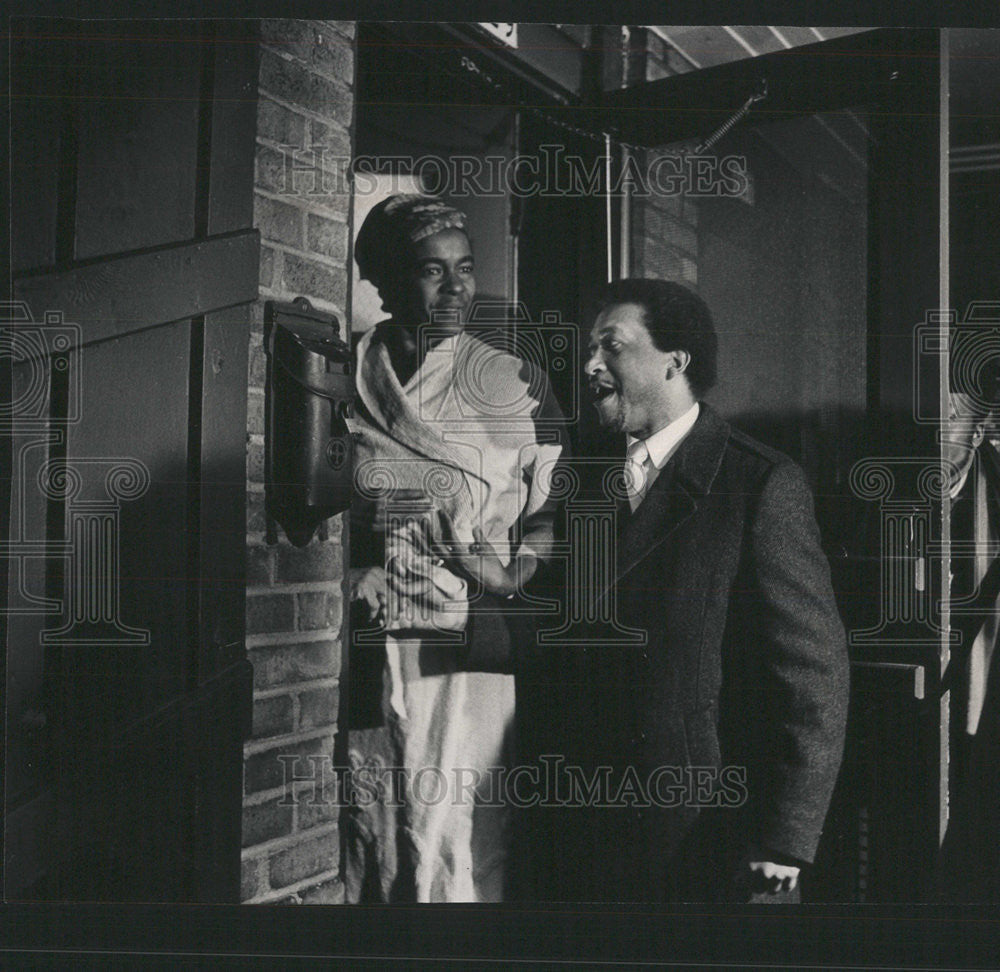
left=626, top=402, right=700, bottom=470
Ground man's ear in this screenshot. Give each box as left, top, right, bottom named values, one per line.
left=665, top=349, right=691, bottom=381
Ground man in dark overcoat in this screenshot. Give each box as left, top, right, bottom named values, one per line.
left=516, top=278, right=849, bottom=903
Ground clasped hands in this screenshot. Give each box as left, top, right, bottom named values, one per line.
left=349, top=507, right=521, bottom=623
left=432, top=518, right=521, bottom=599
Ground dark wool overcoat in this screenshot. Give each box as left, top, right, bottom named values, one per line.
left=515, top=404, right=850, bottom=902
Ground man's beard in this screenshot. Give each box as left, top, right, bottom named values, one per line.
left=594, top=390, right=626, bottom=433
left=605, top=407, right=625, bottom=433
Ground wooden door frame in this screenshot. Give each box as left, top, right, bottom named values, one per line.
left=4, top=19, right=260, bottom=901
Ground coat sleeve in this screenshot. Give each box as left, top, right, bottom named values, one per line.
left=519, top=370, right=570, bottom=525
left=746, top=460, right=850, bottom=864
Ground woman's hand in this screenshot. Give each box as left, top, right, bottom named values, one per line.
left=349, top=566, right=387, bottom=623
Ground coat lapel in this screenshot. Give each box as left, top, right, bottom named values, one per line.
left=616, top=470, right=694, bottom=581
left=614, top=405, right=731, bottom=587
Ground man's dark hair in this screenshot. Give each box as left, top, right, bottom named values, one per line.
left=599, top=278, right=717, bottom=398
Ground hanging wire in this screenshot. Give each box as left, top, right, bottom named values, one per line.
left=694, top=78, right=769, bottom=154
left=457, top=53, right=646, bottom=153
left=458, top=51, right=769, bottom=158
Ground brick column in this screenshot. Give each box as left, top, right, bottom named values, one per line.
left=241, top=19, right=356, bottom=905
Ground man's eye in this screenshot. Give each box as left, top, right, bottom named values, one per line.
left=459, top=264, right=474, bottom=275
left=421, top=266, right=442, bottom=278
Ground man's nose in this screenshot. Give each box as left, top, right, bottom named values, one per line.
left=442, top=270, right=464, bottom=293
left=584, top=349, right=603, bottom=377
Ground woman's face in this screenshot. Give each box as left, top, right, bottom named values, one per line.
left=945, top=392, right=988, bottom=496
left=389, top=228, right=475, bottom=329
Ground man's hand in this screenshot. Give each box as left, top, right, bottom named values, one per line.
left=434, top=519, right=518, bottom=598
left=349, top=566, right=387, bottom=623
left=743, top=845, right=800, bottom=895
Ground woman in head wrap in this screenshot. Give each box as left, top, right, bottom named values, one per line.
left=345, top=194, right=566, bottom=902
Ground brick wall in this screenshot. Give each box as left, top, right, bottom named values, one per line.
left=242, top=19, right=356, bottom=905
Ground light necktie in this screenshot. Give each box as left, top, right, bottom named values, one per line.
left=625, top=439, right=650, bottom=510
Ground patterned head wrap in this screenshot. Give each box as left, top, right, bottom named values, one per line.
left=355, top=194, right=468, bottom=293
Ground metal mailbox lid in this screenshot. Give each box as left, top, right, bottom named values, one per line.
left=267, top=298, right=352, bottom=400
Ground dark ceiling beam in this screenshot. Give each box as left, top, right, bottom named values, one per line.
left=579, top=28, right=940, bottom=148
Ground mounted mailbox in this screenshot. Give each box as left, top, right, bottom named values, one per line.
left=264, top=297, right=354, bottom=547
